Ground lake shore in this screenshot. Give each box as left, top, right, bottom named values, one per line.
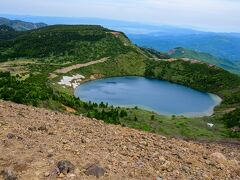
left=74, top=76, right=223, bottom=118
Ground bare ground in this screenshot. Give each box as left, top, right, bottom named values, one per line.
left=54, top=58, right=108, bottom=74
left=0, top=101, right=239, bottom=179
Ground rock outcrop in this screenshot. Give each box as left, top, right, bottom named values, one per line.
left=0, top=101, right=239, bottom=179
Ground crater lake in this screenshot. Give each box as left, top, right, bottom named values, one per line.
left=75, top=76, right=222, bottom=117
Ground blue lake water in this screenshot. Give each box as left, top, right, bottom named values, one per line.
left=74, top=76, right=222, bottom=117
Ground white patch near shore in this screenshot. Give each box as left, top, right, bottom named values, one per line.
left=207, top=123, right=214, bottom=128
left=58, top=74, right=85, bottom=89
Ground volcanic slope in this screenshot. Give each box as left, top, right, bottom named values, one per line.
left=0, top=101, right=239, bottom=179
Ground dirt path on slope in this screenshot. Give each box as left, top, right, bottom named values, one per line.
left=54, top=57, right=108, bottom=74
left=0, top=101, right=239, bottom=179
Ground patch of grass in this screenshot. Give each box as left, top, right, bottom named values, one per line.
left=115, top=108, right=228, bottom=139
left=67, top=51, right=146, bottom=78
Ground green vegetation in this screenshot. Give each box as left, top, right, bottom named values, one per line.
left=0, top=25, right=133, bottom=62
left=0, top=72, right=52, bottom=106
left=67, top=51, right=146, bottom=78
left=0, top=25, right=239, bottom=140
left=0, top=25, right=15, bottom=32
left=145, top=59, right=240, bottom=93
left=0, top=25, right=24, bottom=41
left=169, top=47, right=240, bottom=75
left=221, top=108, right=240, bottom=138
left=222, top=108, right=240, bottom=128
left=140, top=47, right=171, bottom=59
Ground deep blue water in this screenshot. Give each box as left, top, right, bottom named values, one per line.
left=74, top=76, right=221, bottom=117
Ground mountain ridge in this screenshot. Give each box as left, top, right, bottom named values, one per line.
left=2, top=15, right=240, bottom=61
left=168, top=47, right=240, bottom=74
left=0, top=17, right=47, bottom=31
left=128, top=33, right=240, bottom=61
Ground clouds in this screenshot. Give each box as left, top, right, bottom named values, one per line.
left=0, top=0, right=240, bottom=32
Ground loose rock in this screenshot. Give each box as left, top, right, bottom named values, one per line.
left=6, top=133, right=15, bottom=139
left=0, top=101, right=240, bottom=179
left=57, top=160, right=75, bottom=175
left=210, top=152, right=227, bottom=162
left=1, top=169, right=17, bottom=180
left=85, top=164, right=106, bottom=178
left=44, top=172, right=50, bottom=177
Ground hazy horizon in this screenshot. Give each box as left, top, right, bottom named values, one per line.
left=1, top=0, right=240, bottom=33
left=1, top=14, right=240, bottom=35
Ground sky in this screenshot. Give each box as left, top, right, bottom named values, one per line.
left=0, top=0, right=240, bottom=32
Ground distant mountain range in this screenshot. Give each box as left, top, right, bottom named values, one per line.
left=1, top=14, right=239, bottom=61
left=0, top=17, right=47, bottom=31
left=168, top=47, right=240, bottom=75
left=128, top=33, right=240, bottom=62
left=1, top=14, right=240, bottom=73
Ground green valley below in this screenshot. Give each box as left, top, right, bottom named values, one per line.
left=0, top=25, right=240, bottom=140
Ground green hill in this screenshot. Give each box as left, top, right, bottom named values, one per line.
left=168, top=47, right=240, bottom=75
left=0, top=24, right=24, bottom=40
left=0, top=25, right=240, bottom=139
left=0, top=17, right=47, bottom=31
left=0, top=24, right=15, bottom=32
left=0, top=25, right=135, bottom=62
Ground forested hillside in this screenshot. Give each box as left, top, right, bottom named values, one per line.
left=0, top=25, right=134, bottom=62
left=145, top=59, right=240, bottom=93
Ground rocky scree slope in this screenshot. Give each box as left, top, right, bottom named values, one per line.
left=0, top=101, right=239, bottom=179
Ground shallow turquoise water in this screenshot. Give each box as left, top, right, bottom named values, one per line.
left=74, top=76, right=221, bottom=117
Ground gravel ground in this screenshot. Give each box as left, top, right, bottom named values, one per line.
left=0, top=100, right=239, bottom=180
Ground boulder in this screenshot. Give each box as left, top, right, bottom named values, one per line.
left=6, top=133, right=15, bottom=139
left=1, top=169, right=17, bottom=180
left=57, top=160, right=75, bottom=175
left=210, top=152, right=227, bottom=162
left=85, top=164, right=106, bottom=178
